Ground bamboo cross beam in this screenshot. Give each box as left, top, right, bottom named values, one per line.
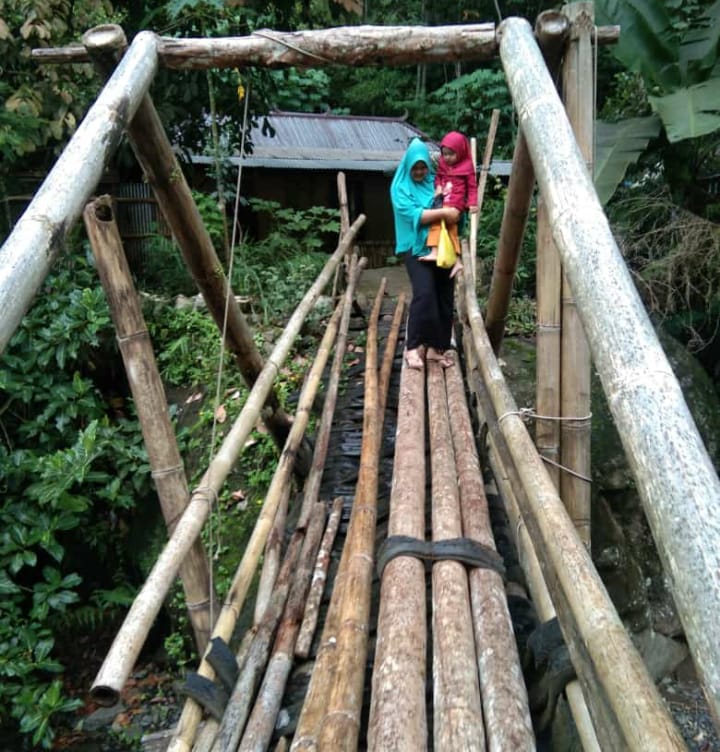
left=499, top=14, right=720, bottom=729
left=0, top=30, right=158, bottom=354
left=83, top=196, right=216, bottom=654
left=31, top=23, right=620, bottom=68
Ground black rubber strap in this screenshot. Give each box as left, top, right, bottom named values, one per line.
left=376, top=535, right=506, bottom=579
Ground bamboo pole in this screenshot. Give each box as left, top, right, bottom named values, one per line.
left=90, top=217, right=363, bottom=711
left=81, top=25, right=296, bottom=462
left=368, top=343, right=427, bottom=751
left=210, top=527, right=307, bottom=752
left=292, top=282, right=385, bottom=751
left=500, top=13, right=720, bottom=727
left=445, top=362, right=535, bottom=751
left=31, top=24, right=620, bottom=67
left=559, top=1, right=593, bottom=549
left=0, top=30, right=158, bottom=354
left=459, top=243, right=686, bottom=750
left=238, top=501, right=328, bottom=752
left=314, top=280, right=386, bottom=750
left=470, top=109, right=500, bottom=288
left=297, top=254, right=367, bottom=529
left=378, top=293, right=406, bottom=418
left=83, top=196, right=216, bottom=653
left=427, top=361, right=484, bottom=750
left=331, top=172, right=350, bottom=302
left=535, top=196, right=562, bottom=490
left=255, top=485, right=291, bottom=625
left=295, top=497, right=345, bottom=660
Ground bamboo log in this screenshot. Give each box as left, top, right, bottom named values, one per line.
left=238, top=501, right=328, bottom=752
left=459, top=241, right=686, bottom=750
left=297, top=254, right=367, bottom=529
left=470, top=109, right=500, bottom=288
left=255, top=486, right=291, bottom=625
left=313, top=282, right=386, bottom=750
left=83, top=196, right=216, bottom=653
left=292, top=283, right=385, bottom=751
left=91, top=217, right=363, bottom=711
left=368, top=347, right=427, bottom=751
left=559, top=2, right=593, bottom=549
left=30, top=24, right=620, bottom=67
left=295, top=498, right=345, bottom=660
left=535, top=196, right=562, bottom=489
left=445, top=362, right=534, bottom=751
left=0, top=31, right=158, bottom=354
left=427, top=362, right=484, bottom=750
left=378, top=286, right=404, bottom=419
left=211, top=530, right=306, bottom=752
left=81, top=25, right=296, bottom=462
left=331, top=172, right=351, bottom=302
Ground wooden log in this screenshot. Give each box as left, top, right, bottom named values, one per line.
left=378, top=287, right=404, bottom=419
left=293, top=283, right=385, bottom=751
left=83, top=196, right=216, bottom=654
left=295, top=497, right=345, bottom=660
left=559, top=2, right=593, bottom=548
left=254, top=486, right=291, bottom=625
left=211, top=531, right=305, bottom=752
left=458, top=241, right=686, bottom=750
left=238, top=501, right=327, bottom=752
left=81, top=25, right=296, bottom=462
left=427, top=361, right=484, bottom=750
left=445, top=362, right=535, bottom=751
left=368, top=348, right=427, bottom=751
left=331, top=172, right=351, bottom=302
left=535, top=196, right=562, bottom=489
left=92, top=218, right=363, bottom=714
left=29, top=23, right=620, bottom=66
left=470, top=109, right=500, bottom=287
left=0, top=30, right=158, bottom=354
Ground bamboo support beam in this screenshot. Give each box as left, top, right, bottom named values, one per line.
left=315, top=281, right=386, bottom=750
left=81, top=25, right=298, bottom=462
left=90, top=217, right=363, bottom=711
left=295, top=498, right=345, bottom=660
left=83, top=196, right=216, bottom=654
left=559, top=1, right=593, bottom=549
left=459, top=242, right=686, bottom=750
left=428, top=362, right=484, bottom=750
left=368, top=342, right=427, bottom=751
left=31, top=23, right=620, bottom=67
left=445, top=363, right=535, bottom=750
left=0, top=30, right=158, bottom=354
left=292, top=282, right=386, bottom=751
left=499, top=13, right=720, bottom=729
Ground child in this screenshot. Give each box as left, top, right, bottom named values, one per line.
left=421, top=131, right=478, bottom=277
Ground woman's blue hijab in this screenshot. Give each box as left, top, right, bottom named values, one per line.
left=390, top=138, right=435, bottom=257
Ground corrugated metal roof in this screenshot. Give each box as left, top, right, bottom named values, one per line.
left=190, top=112, right=511, bottom=175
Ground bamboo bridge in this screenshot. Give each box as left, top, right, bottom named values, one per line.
left=2, top=7, right=720, bottom=752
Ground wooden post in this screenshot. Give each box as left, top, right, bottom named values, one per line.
left=83, top=196, right=216, bottom=653
left=81, top=25, right=298, bottom=463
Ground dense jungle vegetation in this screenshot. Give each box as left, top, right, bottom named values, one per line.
left=1, top=0, right=719, bottom=746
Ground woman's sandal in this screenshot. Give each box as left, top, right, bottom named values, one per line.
left=404, top=348, right=425, bottom=370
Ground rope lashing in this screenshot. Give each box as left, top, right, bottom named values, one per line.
left=376, top=535, right=506, bottom=580
left=251, top=29, right=335, bottom=64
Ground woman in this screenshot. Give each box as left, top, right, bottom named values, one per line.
left=390, top=138, right=461, bottom=369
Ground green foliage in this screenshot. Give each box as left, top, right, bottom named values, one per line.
left=267, top=68, right=333, bottom=113
left=0, top=254, right=152, bottom=747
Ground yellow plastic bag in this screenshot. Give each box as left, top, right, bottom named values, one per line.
left=436, top=220, right=456, bottom=269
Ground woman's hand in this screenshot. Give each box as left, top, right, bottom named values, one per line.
left=443, top=207, right=461, bottom=225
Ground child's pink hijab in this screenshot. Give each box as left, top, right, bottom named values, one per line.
left=439, top=131, right=474, bottom=176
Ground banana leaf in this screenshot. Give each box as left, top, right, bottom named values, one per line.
left=649, top=77, right=720, bottom=142
left=594, top=115, right=661, bottom=205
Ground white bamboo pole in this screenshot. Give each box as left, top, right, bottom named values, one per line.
left=499, top=15, right=720, bottom=726
left=0, top=30, right=159, bottom=354
left=90, top=216, right=364, bottom=709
